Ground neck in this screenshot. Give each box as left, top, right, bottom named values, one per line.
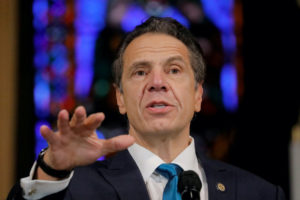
left=129, top=127, right=191, bottom=162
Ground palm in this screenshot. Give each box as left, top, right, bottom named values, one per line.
left=40, top=106, right=134, bottom=170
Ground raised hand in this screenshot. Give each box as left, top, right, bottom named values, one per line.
left=37, top=106, right=134, bottom=180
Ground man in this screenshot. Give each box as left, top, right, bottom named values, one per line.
left=8, top=17, right=285, bottom=200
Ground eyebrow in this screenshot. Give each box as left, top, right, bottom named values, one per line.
left=127, top=60, right=152, bottom=74
left=127, top=55, right=188, bottom=73
left=163, top=55, right=188, bottom=67
left=129, top=60, right=152, bottom=69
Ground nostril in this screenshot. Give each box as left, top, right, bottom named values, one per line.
left=148, top=85, right=167, bottom=92
left=149, top=86, right=155, bottom=92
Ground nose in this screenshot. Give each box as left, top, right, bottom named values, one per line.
left=147, top=70, right=169, bottom=92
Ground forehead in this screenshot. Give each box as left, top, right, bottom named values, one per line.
left=123, top=33, right=190, bottom=66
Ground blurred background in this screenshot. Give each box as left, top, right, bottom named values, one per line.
left=1, top=0, right=300, bottom=199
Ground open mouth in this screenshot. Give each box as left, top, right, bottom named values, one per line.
left=150, top=104, right=167, bottom=108
left=147, top=101, right=171, bottom=111
left=146, top=101, right=172, bottom=113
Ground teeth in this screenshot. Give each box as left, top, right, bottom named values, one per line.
left=152, top=104, right=166, bottom=108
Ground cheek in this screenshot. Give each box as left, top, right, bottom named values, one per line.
left=123, top=86, right=143, bottom=110
left=181, top=86, right=198, bottom=110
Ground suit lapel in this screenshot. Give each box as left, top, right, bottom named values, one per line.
left=197, top=150, right=236, bottom=200
left=97, top=150, right=150, bottom=200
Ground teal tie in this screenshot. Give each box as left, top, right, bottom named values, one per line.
left=156, top=163, right=183, bottom=200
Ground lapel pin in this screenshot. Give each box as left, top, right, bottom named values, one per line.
left=216, top=182, right=226, bottom=192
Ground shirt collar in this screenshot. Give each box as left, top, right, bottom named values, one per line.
left=128, top=137, right=199, bottom=183
left=172, top=138, right=199, bottom=172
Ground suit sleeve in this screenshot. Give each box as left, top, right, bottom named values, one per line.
left=276, top=186, right=286, bottom=200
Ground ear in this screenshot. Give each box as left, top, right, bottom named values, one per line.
left=194, top=83, right=203, bottom=112
left=115, top=86, right=127, bottom=115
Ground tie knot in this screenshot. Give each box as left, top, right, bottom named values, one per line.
left=156, top=163, right=183, bottom=200
left=156, top=163, right=183, bottom=179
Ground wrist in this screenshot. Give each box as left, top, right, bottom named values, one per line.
left=37, top=147, right=72, bottom=179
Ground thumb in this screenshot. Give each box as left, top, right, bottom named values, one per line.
left=100, top=135, right=135, bottom=156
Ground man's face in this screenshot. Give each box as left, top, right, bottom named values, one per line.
left=116, top=33, right=203, bottom=138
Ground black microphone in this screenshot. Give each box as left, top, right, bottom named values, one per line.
left=178, top=170, right=202, bottom=200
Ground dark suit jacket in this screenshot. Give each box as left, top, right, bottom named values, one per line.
left=7, top=148, right=286, bottom=200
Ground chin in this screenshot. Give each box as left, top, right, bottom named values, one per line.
left=145, top=124, right=179, bottom=136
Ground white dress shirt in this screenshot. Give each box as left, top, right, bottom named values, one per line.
left=128, top=138, right=208, bottom=200
left=21, top=137, right=208, bottom=200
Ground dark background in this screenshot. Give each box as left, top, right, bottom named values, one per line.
left=232, top=1, right=300, bottom=198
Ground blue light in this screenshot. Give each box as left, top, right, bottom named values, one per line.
left=34, top=34, right=48, bottom=50
left=200, top=0, right=234, bottom=31
left=47, top=26, right=67, bottom=43
left=200, top=0, right=236, bottom=53
left=32, top=0, right=48, bottom=30
left=74, top=35, right=95, bottom=97
left=96, top=129, right=105, bottom=139
left=200, top=0, right=238, bottom=111
left=220, top=64, right=238, bottom=111
left=75, top=0, right=107, bottom=32
left=75, top=66, right=93, bottom=97
left=52, top=78, right=67, bottom=102
left=34, top=79, right=50, bottom=117
left=200, top=0, right=236, bottom=52
left=161, top=6, right=189, bottom=28
left=34, top=120, right=51, bottom=158
left=75, top=35, right=94, bottom=64
left=96, top=130, right=105, bottom=160
left=32, top=0, right=48, bottom=16
left=50, top=43, right=67, bottom=58
left=33, top=0, right=76, bottom=159
left=121, top=4, right=189, bottom=32
left=34, top=50, right=49, bottom=69
left=52, top=56, right=69, bottom=75
left=49, top=1, right=66, bottom=17
left=74, top=0, right=107, bottom=98
left=50, top=44, right=68, bottom=75
left=221, top=32, right=236, bottom=55
left=33, top=18, right=48, bottom=31
left=121, top=4, right=148, bottom=32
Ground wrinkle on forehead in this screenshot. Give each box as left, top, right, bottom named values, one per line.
left=123, top=33, right=191, bottom=68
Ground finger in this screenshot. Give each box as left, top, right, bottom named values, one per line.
left=83, top=113, right=105, bottom=131
left=100, top=135, right=135, bottom=155
left=70, top=106, right=86, bottom=128
left=57, top=109, right=70, bottom=133
left=40, top=125, right=59, bottom=145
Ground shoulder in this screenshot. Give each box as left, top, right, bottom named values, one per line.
left=208, top=158, right=272, bottom=185
left=200, top=156, right=286, bottom=199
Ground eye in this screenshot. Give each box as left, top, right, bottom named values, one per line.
left=169, top=67, right=180, bottom=74
left=135, top=70, right=146, bottom=76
